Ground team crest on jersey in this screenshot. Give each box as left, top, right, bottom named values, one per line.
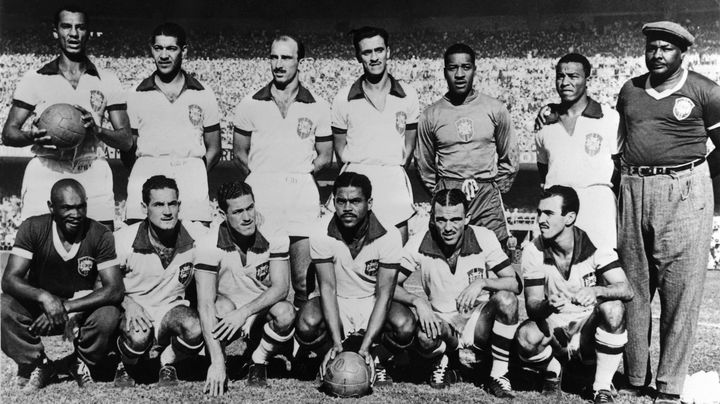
left=584, top=133, right=603, bottom=156
left=395, top=112, right=407, bottom=134
left=77, top=256, right=95, bottom=277
left=673, top=97, right=695, bottom=121
left=188, top=104, right=204, bottom=128
left=89, top=90, right=105, bottom=114
left=467, top=267, right=486, bottom=284
left=582, top=272, right=597, bottom=288
left=178, top=263, right=193, bottom=286
left=297, top=117, right=314, bottom=139
left=364, top=259, right=380, bottom=277
left=256, top=262, right=270, bottom=281
left=455, top=118, right=474, bottom=142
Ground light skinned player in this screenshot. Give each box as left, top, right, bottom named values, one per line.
left=195, top=181, right=295, bottom=396
left=113, top=175, right=207, bottom=388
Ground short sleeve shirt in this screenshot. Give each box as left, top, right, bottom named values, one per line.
left=11, top=214, right=118, bottom=299
left=310, top=213, right=402, bottom=299
left=127, top=71, right=220, bottom=158
left=331, top=75, right=419, bottom=166
left=401, top=225, right=512, bottom=313
left=194, top=222, right=290, bottom=307
left=232, top=83, right=332, bottom=174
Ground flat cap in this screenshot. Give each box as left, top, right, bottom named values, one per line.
left=642, top=21, right=694, bottom=49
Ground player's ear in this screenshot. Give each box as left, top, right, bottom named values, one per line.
left=386, top=45, right=391, bottom=59
left=564, top=211, right=577, bottom=227
left=367, top=197, right=373, bottom=211
left=141, top=201, right=148, bottom=216
left=181, top=45, right=188, bottom=59
left=47, top=200, right=53, bottom=214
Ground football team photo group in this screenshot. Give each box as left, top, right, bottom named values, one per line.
left=1, top=2, right=719, bottom=403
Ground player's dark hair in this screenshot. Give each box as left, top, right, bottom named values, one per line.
left=541, top=185, right=580, bottom=216
left=217, top=181, right=254, bottom=213
left=430, top=188, right=468, bottom=218
left=50, top=178, right=86, bottom=204
left=556, top=53, right=592, bottom=78
left=273, top=34, right=305, bottom=60
left=142, top=175, right=179, bottom=204
left=350, top=26, right=389, bottom=58
left=54, top=5, right=88, bottom=27
left=444, top=43, right=476, bottom=65
left=151, top=22, right=187, bottom=48
left=333, top=172, right=372, bottom=200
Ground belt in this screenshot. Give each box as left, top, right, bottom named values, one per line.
left=623, top=157, right=705, bottom=176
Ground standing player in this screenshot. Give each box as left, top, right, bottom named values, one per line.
left=535, top=53, right=620, bottom=250
left=113, top=176, right=207, bottom=387
left=295, top=172, right=416, bottom=386
left=125, top=22, right=221, bottom=224
left=331, top=26, right=419, bottom=243
left=518, top=186, right=632, bottom=403
left=616, top=22, right=720, bottom=404
left=1, top=179, right=123, bottom=389
left=396, top=188, right=521, bottom=397
left=1, top=6, right=132, bottom=229
left=232, top=34, right=332, bottom=307
left=194, top=181, right=295, bottom=395
left=416, top=43, right=518, bottom=246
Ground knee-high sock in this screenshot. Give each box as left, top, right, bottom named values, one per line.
left=117, top=336, right=150, bottom=366
left=160, top=335, right=204, bottom=366
left=593, top=329, right=627, bottom=392
left=252, top=323, right=295, bottom=365
left=520, top=345, right=561, bottom=376
left=416, top=340, right=447, bottom=360
left=489, top=321, right=519, bottom=378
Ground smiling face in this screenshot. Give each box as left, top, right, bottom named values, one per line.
left=144, top=188, right=180, bottom=231
left=357, top=35, right=389, bottom=78
left=270, top=38, right=300, bottom=87
left=224, top=194, right=257, bottom=237
left=555, top=61, right=587, bottom=104
left=54, top=11, right=88, bottom=57
left=645, top=38, right=684, bottom=80
left=334, top=186, right=371, bottom=229
left=151, top=34, right=185, bottom=77
left=431, top=202, right=467, bottom=247
left=49, top=186, right=87, bottom=237
left=444, top=52, right=476, bottom=98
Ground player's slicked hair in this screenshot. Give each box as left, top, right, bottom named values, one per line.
left=50, top=178, right=86, bottom=204
left=217, top=181, right=254, bottom=213
left=557, top=53, right=592, bottom=78
left=444, top=43, right=476, bottom=65
left=54, top=5, right=89, bottom=27
left=430, top=188, right=468, bottom=218
left=333, top=172, right=372, bottom=200
left=151, top=22, right=187, bottom=47
left=350, top=26, right=389, bottom=57
left=273, top=34, right=306, bottom=60
left=541, top=185, right=580, bottom=216
left=142, top=175, right=179, bottom=204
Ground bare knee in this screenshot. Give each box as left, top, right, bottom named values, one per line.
left=295, top=298, right=324, bottom=341
left=415, top=329, right=440, bottom=351
left=597, top=300, right=625, bottom=332
left=491, top=290, right=519, bottom=322
left=386, top=303, right=416, bottom=342
left=121, top=325, right=153, bottom=351
left=269, top=301, right=296, bottom=333
left=516, top=321, right=547, bottom=356
left=215, top=296, right=236, bottom=318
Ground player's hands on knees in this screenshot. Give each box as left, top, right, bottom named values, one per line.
left=571, top=287, right=597, bottom=307
left=415, top=298, right=443, bottom=339
left=203, top=362, right=228, bottom=397
left=124, top=300, right=153, bottom=333
left=213, top=308, right=249, bottom=342
left=37, top=292, right=68, bottom=330
left=456, top=281, right=484, bottom=314
left=73, top=105, right=98, bottom=135
left=29, top=314, right=54, bottom=336
left=461, top=179, right=479, bottom=201
left=356, top=348, right=376, bottom=386
left=548, top=293, right=569, bottom=313
left=63, top=312, right=83, bottom=341
left=534, top=104, right=559, bottom=131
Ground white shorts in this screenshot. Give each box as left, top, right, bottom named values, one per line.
left=437, top=303, right=485, bottom=349
left=338, top=163, right=415, bottom=226
left=126, top=157, right=211, bottom=222
left=143, top=299, right=190, bottom=340
left=337, top=295, right=375, bottom=337
left=574, top=185, right=617, bottom=251
left=246, top=172, right=320, bottom=237
left=21, top=157, right=115, bottom=222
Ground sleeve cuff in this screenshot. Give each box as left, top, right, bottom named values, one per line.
left=405, top=122, right=418, bottom=131
left=270, top=252, right=290, bottom=261
left=194, top=263, right=219, bottom=273
left=204, top=123, right=221, bottom=133
left=233, top=127, right=252, bottom=137
left=311, top=257, right=334, bottom=264
left=106, top=103, right=127, bottom=111
left=11, top=99, right=35, bottom=111
left=524, top=277, right=545, bottom=287
left=315, top=135, right=333, bottom=142
left=10, top=247, right=33, bottom=260
left=331, top=126, right=347, bottom=135
left=489, top=258, right=511, bottom=274
left=596, top=260, right=621, bottom=276
left=97, top=258, right=119, bottom=270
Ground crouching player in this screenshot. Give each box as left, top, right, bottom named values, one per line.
left=295, top=172, right=416, bottom=386
left=194, top=181, right=295, bottom=396
left=112, top=175, right=208, bottom=387
left=518, top=186, right=633, bottom=403
left=396, top=188, right=521, bottom=397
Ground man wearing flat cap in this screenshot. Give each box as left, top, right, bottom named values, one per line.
left=615, top=21, right=720, bottom=404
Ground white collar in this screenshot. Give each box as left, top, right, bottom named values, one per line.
left=52, top=221, right=81, bottom=262
left=644, top=68, right=688, bottom=100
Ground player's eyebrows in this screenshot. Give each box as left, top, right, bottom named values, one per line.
left=150, top=200, right=179, bottom=206
left=361, top=46, right=385, bottom=54
left=59, top=202, right=87, bottom=209
left=434, top=215, right=463, bottom=221
left=230, top=203, right=254, bottom=214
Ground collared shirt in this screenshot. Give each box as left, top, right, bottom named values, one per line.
left=12, top=57, right=126, bottom=162
left=114, top=220, right=207, bottom=309
left=416, top=90, right=518, bottom=192
left=310, top=212, right=402, bottom=299
left=127, top=71, right=220, bottom=158
left=232, top=82, right=332, bottom=174
left=536, top=98, right=619, bottom=188
left=521, top=227, right=620, bottom=317
left=331, top=75, right=419, bottom=166
left=401, top=225, right=512, bottom=313
left=194, top=222, right=289, bottom=307
left=617, top=69, right=720, bottom=166
left=11, top=214, right=118, bottom=299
